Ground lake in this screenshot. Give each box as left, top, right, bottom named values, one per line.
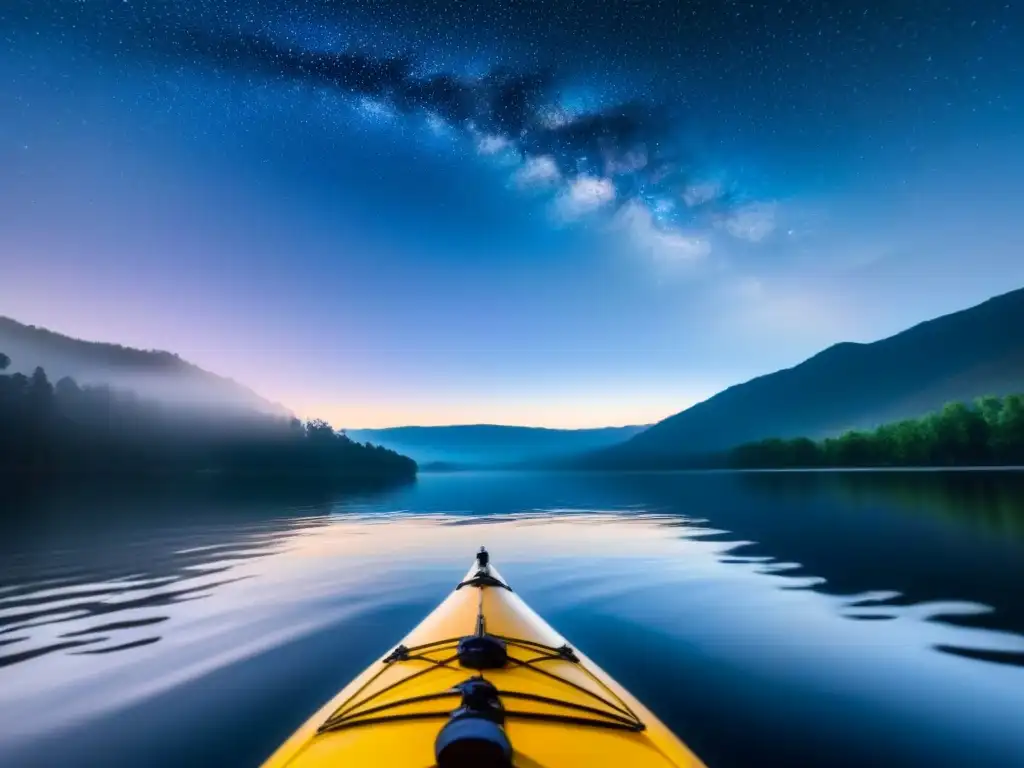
left=2, top=470, right=1024, bottom=767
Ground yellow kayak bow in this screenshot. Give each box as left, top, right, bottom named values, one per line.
left=262, top=548, right=707, bottom=768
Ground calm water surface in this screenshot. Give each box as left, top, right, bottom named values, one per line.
left=2, top=470, right=1024, bottom=767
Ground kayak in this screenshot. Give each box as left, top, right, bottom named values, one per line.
left=261, top=548, right=707, bottom=768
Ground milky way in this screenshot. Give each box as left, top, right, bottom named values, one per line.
left=12, top=0, right=1016, bottom=260
left=3, top=0, right=1022, bottom=427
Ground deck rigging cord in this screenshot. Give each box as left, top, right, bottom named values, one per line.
left=317, top=548, right=645, bottom=738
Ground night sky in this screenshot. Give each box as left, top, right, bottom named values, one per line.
left=3, top=1, right=1022, bottom=427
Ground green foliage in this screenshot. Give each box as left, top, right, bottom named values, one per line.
left=0, top=351, right=417, bottom=485
left=730, top=394, right=1024, bottom=468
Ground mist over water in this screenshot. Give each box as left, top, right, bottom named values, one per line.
left=2, top=470, right=1024, bottom=767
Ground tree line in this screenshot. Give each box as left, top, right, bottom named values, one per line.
left=729, top=395, right=1024, bottom=469
left=0, top=352, right=417, bottom=486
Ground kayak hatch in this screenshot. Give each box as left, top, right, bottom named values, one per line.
left=261, top=547, right=707, bottom=767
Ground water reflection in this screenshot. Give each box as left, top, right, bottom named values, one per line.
left=729, top=471, right=1024, bottom=640
left=1, top=471, right=1023, bottom=767
left=0, top=487, right=340, bottom=671
left=739, top=469, right=1024, bottom=541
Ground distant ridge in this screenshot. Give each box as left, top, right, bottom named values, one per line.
left=0, top=316, right=289, bottom=415
left=347, top=423, right=648, bottom=466
left=595, top=286, right=1024, bottom=465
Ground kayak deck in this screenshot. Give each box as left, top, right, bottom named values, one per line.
left=262, top=550, right=706, bottom=767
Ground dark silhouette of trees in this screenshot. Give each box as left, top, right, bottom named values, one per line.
left=730, top=395, right=1024, bottom=469
left=0, top=352, right=417, bottom=487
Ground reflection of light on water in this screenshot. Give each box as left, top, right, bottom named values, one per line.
left=3, top=506, right=1024, bottom=758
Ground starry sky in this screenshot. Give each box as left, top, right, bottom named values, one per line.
left=2, top=0, right=1023, bottom=428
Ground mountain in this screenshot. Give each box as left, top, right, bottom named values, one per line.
left=346, top=424, right=649, bottom=467
left=0, top=317, right=289, bottom=416
left=598, top=286, right=1024, bottom=465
